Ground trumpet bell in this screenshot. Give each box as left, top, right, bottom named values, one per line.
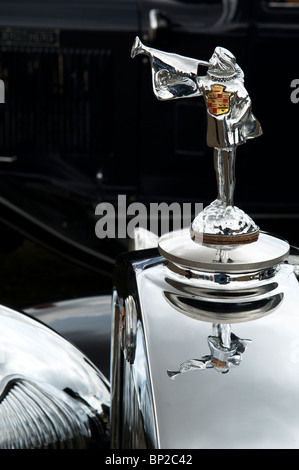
left=131, top=36, right=147, bottom=58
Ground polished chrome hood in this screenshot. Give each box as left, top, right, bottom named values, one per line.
left=112, top=236, right=299, bottom=449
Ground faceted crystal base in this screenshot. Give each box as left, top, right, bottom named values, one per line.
left=191, top=200, right=259, bottom=246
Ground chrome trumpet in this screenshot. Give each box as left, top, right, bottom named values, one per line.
left=131, top=36, right=209, bottom=100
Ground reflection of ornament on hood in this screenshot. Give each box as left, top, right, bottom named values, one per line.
left=167, top=323, right=251, bottom=378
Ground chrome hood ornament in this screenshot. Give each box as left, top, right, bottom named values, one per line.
left=109, top=38, right=299, bottom=450
left=131, top=37, right=262, bottom=246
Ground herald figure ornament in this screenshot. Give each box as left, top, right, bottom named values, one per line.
left=131, top=37, right=262, bottom=245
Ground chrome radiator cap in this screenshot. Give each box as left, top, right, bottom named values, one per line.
left=159, top=229, right=290, bottom=273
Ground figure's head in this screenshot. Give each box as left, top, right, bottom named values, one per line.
left=208, top=47, right=244, bottom=81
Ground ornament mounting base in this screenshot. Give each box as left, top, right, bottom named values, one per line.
left=190, top=229, right=260, bottom=246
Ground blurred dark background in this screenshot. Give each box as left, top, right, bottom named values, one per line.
left=0, top=226, right=111, bottom=309
left=0, top=0, right=298, bottom=309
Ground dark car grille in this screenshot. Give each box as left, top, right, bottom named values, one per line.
left=0, top=45, right=112, bottom=161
